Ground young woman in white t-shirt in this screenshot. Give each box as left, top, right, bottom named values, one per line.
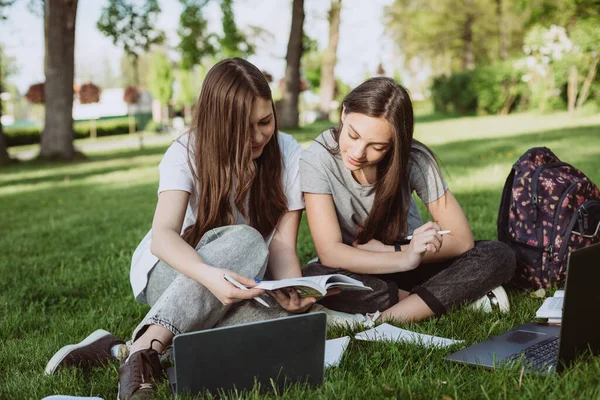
left=44, top=58, right=321, bottom=399
left=300, top=77, right=516, bottom=323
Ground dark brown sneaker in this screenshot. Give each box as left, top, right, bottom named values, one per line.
left=45, top=329, right=126, bottom=375
left=118, top=344, right=165, bottom=400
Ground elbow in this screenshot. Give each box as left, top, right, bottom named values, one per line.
left=459, top=237, right=475, bottom=255
left=150, top=230, right=166, bottom=259
left=315, top=247, right=336, bottom=268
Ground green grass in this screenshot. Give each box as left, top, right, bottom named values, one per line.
left=2, top=111, right=600, bottom=399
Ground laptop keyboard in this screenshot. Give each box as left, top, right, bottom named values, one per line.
left=505, top=337, right=559, bottom=369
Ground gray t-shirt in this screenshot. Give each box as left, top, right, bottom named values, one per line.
left=299, top=131, right=448, bottom=245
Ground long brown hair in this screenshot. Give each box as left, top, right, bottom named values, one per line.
left=181, top=58, right=287, bottom=247
left=325, top=77, right=442, bottom=245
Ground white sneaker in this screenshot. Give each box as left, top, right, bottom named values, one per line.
left=310, top=304, right=380, bottom=328
left=469, top=286, right=510, bottom=313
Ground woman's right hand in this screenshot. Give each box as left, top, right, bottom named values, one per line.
left=199, top=266, right=265, bottom=306
left=404, top=222, right=443, bottom=270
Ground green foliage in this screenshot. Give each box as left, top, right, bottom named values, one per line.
left=3, top=116, right=153, bottom=147
left=147, top=52, right=173, bottom=106
left=432, top=60, right=530, bottom=115
left=174, top=68, right=202, bottom=108
left=570, top=19, right=600, bottom=53
left=177, top=0, right=215, bottom=70
left=473, top=60, right=529, bottom=114
left=302, top=34, right=322, bottom=92
left=385, top=0, right=527, bottom=73
left=218, top=0, right=254, bottom=58
left=97, top=0, right=165, bottom=86
left=521, top=0, right=600, bottom=30
left=431, top=71, right=477, bottom=114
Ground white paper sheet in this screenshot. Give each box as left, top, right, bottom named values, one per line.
left=354, top=323, right=464, bottom=348
left=324, top=336, right=351, bottom=367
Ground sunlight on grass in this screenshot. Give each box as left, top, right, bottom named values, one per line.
left=415, top=112, right=600, bottom=145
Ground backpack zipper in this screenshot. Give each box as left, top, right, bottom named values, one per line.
left=549, top=180, right=580, bottom=258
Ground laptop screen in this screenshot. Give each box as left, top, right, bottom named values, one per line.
left=173, top=312, right=327, bottom=396
left=557, top=242, right=600, bottom=372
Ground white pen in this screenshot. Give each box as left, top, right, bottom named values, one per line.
left=223, top=273, right=270, bottom=308
left=406, top=230, right=451, bottom=241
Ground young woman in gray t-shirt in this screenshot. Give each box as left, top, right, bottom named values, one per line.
left=299, top=77, right=516, bottom=322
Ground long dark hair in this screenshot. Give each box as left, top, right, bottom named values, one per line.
left=324, top=77, right=442, bottom=245
left=182, top=58, right=287, bottom=247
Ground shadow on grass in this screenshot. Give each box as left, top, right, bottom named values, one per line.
left=0, top=146, right=169, bottom=188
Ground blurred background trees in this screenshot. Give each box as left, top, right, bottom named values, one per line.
left=0, top=0, right=599, bottom=161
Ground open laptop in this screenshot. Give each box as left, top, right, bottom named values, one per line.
left=446, top=242, right=600, bottom=374
left=172, top=312, right=327, bottom=396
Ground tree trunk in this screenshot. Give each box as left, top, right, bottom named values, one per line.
left=462, top=1, right=475, bottom=71
left=318, top=0, right=341, bottom=120
left=567, top=64, right=578, bottom=114
left=278, top=0, right=304, bottom=128
left=576, top=55, right=599, bottom=111
left=40, top=0, right=78, bottom=160
left=0, top=50, right=11, bottom=165
left=496, top=0, right=507, bottom=61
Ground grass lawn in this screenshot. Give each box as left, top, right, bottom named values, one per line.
left=1, top=110, right=600, bottom=399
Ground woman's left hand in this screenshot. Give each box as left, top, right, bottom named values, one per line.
left=352, top=238, right=394, bottom=252
left=268, top=288, right=317, bottom=314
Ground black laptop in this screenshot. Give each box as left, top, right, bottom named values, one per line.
left=446, top=242, right=600, bottom=373
left=172, top=312, right=327, bottom=396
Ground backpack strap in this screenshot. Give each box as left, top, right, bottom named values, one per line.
left=497, top=166, right=516, bottom=244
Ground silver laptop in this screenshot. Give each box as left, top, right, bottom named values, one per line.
left=446, top=242, right=600, bottom=374
left=172, top=312, right=327, bottom=396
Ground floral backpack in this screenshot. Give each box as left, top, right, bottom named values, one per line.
left=497, top=147, right=600, bottom=289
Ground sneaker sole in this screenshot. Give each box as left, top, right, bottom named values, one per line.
left=44, top=329, right=112, bottom=375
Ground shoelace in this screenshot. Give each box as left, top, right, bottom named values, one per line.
left=129, top=349, right=159, bottom=392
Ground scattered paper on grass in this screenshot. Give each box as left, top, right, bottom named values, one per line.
left=354, top=323, right=464, bottom=348
left=530, top=288, right=546, bottom=299
left=324, top=336, right=351, bottom=368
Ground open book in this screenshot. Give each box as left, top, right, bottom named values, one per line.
left=535, top=289, right=564, bottom=320
left=254, top=274, right=373, bottom=298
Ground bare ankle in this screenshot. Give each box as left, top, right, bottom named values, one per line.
left=131, top=325, right=173, bottom=354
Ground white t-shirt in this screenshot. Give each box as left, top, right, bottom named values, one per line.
left=130, top=132, right=305, bottom=303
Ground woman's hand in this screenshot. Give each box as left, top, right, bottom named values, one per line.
left=404, top=221, right=444, bottom=270
left=199, top=266, right=264, bottom=306
left=268, top=288, right=341, bottom=314
left=352, top=238, right=394, bottom=252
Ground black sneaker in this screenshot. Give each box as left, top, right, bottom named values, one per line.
left=117, top=342, right=165, bottom=400
left=45, top=329, right=126, bottom=375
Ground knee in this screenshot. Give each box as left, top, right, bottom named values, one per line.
left=206, top=225, right=268, bottom=256
left=474, top=241, right=516, bottom=280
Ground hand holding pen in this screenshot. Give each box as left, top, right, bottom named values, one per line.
left=223, top=273, right=270, bottom=307
left=200, top=266, right=266, bottom=306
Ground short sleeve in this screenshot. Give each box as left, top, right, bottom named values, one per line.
left=409, top=146, right=448, bottom=204
left=157, top=139, right=194, bottom=195
left=299, top=156, right=332, bottom=195
left=279, top=133, right=305, bottom=211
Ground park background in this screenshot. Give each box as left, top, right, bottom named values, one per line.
left=1, top=0, right=600, bottom=399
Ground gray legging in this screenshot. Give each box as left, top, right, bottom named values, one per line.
left=302, top=240, right=516, bottom=316
left=131, top=225, right=294, bottom=342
